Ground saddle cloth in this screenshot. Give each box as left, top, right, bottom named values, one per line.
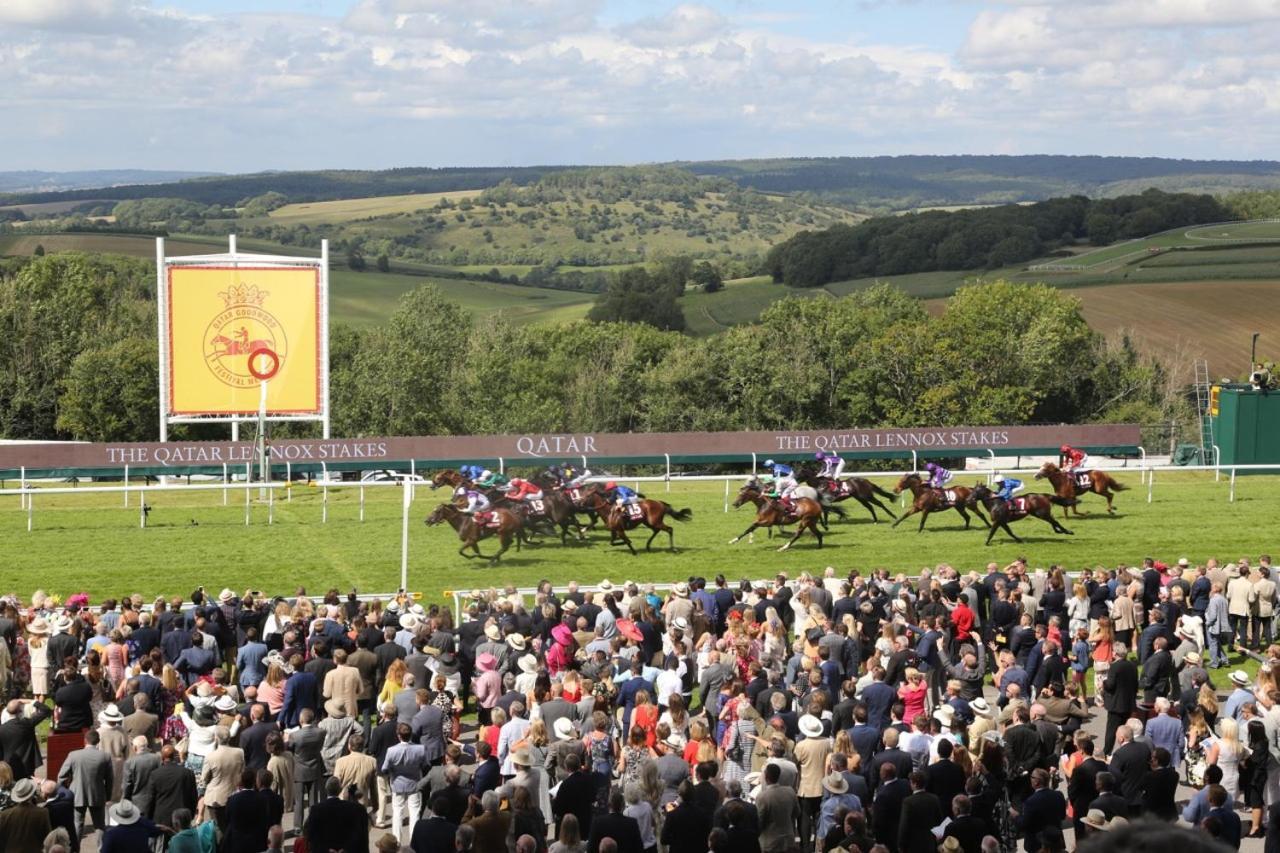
left=1009, top=497, right=1029, bottom=518
left=942, top=489, right=958, bottom=506
left=528, top=499, right=546, bottom=515
left=625, top=503, right=644, bottom=520
left=474, top=511, right=501, bottom=528
left=566, top=488, right=583, bottom=502
left=1075, top=472, right=1092, bottom=489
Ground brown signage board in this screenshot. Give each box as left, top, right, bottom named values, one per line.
left=0, top=424, right=1141, bottom=473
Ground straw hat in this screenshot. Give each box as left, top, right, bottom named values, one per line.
left=1178, top=557, right=1191, bottom=568
left=399, top=613, right=421, bottom=631
left=671, top=617, right=690, bottom=632
left=507, top=632, right=527, bottom=651
left=938, top=838, right=962, bottom=853
left=665, top=732, right=686, bottom=750
left=1102, top=816, right=1128, bottom=832
left=27, top=617, right=49, bottom=635
left=512, top=747, right=532, bottom=767
left=672, top=582, right=689, bottom=598
left=1184, top=651, right=1202, bottom=665
left=386, top=600, right=401, bottom=613
left=553, top=718, right=576, bottom=740
left=98, top=704, right=124, bottom=724
left=484, top=623, right=502, bottom=641
left=598, top=580, right=614, bottom=592
left=821, top=772, right=848, bottom=795
left=109, top=800, right=141, bottom=826
left=1081, top=809, right=1108, bottom=830
left=561, top=599, right=578, bottom=613
left=51, top=615, right=74, bottom=634
left=214, top=695, right=237, bottom=713
left=218, top=588, right=235, bottom=604
left=517, top=654, right=538, bottom=674
left=969, top=698, right=994, bottom=718
left=324, top=698, right=347, bottom=718
left=799, top=714, right=824, bottom=739
left=933, top=705, right=956, bottom=727
left=1230, top=670, right=1251, bottom=687
left=10, top=778, right=36, bottom=804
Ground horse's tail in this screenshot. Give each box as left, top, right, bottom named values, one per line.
left=663, top=503, right=693, bottom=522
left=826, top=503, right=847, bottom=519
left=869, top=481, right=895, bottom=500
left=1109, top=478, right=1129, bottom=492
left=1050, top=496, right=1078, bottom=507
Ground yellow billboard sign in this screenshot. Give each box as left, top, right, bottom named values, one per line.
left=166, top=266, right=321, bottom=415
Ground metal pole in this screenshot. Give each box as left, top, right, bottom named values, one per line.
left=232, top=419, right=239, bottom=443
left=1230, top=468, right=1237, bottom=503
left=400, top=480, right=411, bottom=592
left=27, top=493, right=33, bottom=532
left=268, top=482, right=274, bottom=525
left=156, top=238, right=168, bottom=453
left=229, top=233, right=237, bottom=254
left=360, top=485, right=365, bottom=522
left=751, top=453, right=757, bottom=476
left=222, top=463, right=229, bottom=506
left=987, top=450, right=996, bottom=484
left=245, top=469, right=251, bottom=525
left=139, top=498, right=147, bottom=529
left=20, top=466, right=26, bottom=510
left=286, top=462, right=292, bottom=501
left=911, top=450, right=918, bottom=473
left=1147, top=467, right=1154, bottom=504
left=724, top=478, right=729, bottom=513
left=498, top=457, right=504, bottom=475
left=321, top=239, right=331, bottom=440
left=665, top=453, right=671, bottom=492
left=124, top=465, right=129, bottom=507
left=322, top=463, right=328, bottom=524
left=1213, top=445, right=1222, bottom=482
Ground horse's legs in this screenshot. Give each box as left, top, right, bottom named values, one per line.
left=1044, top=513, right=1074, bottom=535
left=730, top=523, right=761, bottom=545
left=856, top=497, right=877, bottom=522
left=1003, top=522, right=1023, bottom=543
left=644, top=525, right=660, bottom=551
left=489, top=534, right=511, bottom=564
left=892, top=507, right=918, bottom=529
left=1102, top=489, right=1116, bottom=513
left=917, top=509, right=929, bottom=533
left=956, top=506, right=972, bottom=529
left=872, top=496, right=898, bottom=520
left=778, top=520, right=808, bottom=552
left=813, top=520, right=824, bottom=548
left=664, top=524, right=677, bottom=552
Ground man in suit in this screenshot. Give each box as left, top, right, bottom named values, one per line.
left=868, top=727, right=913, bottom=793
left=120, top=694, right=158, bottom=747
left=0, top=778, right=51, bottom=852
left=201, top=726, right=246, bottom=828
left=926, top=737, right=968, bottom=818
left=846, top=704, right=882, bottom=771
left=553, top=753, right=596, bottom=837
left=539, top=683, right=579, bottom=740
left=287, top=707, right=327, bottom=830
left=1101, top=642, right=1138, bottom=755
left=223, top=768, right=272, bottom=853
left=323, top=648, right=365, bottom=720
left=145, top=744, right=198, bottom=825
left=57, top=728, right=114, bottom=840
left=236, top=626, right=269, bottom=693
left=333, top=732, right=378, bottom=809
left=663, top=783, right=715, bottom=853
left=942, top=794, right=988, bottom=853
left=304, top=776, right=370, bottom=853
left=238, top=703, right=275, bottom=770
left=367, top=702, right=399, bottom=829
left=279, top=655, right=318, bottom=729
left=0, top=698, right=51, bottom=779
left=1108, top=725, right=1151, bottom=815
left=754, top=763, right=798, bottom=853
left=411, top=793, right=459, bottom=853
left=1014, top=768, right=1066, bottom=852
left=871, top=764, right=910, bottom=853
left=1088, top=771, right=1129, bottom=820
left=1207, top=784, right=1242, bottom=848
left=713, top=779, right=760, bottom=837
left=1140, top=637, right=1177, bottom=702
left=121, top=736, right=161, bottom=820
left=1142, top=747, right=1180, bottom=821
left=471, top=740, right=501, bottom=797
left=899, top=770, right=944, bottom=853
left=588, top=788, right=644, bottom=853
left=1066, top=735, right=1107, bottom=838
left=411, top=689, right=446, bottom=766
left=861, top=669, right=896, bottom=731
left=382, top=722, right=426, bottom=846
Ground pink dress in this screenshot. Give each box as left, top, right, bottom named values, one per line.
left=899, top=682, right=927, bottom=723
left=105, top=642, right=128, bottom=690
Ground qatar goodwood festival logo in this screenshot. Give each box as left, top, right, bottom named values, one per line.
left=203, top=283, right=287, bottom=389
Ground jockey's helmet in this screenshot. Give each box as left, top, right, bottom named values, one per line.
left=814, top=451, right=824, bottom=460
left=1060, top=444, right=1071, bottom=453
left=993, top=474, right=1005, bottom=484
left=453, top=486, right=467, bottom=496
left=764, top=459, right=775, bottom=467
left=605, top=481, right=617, bottom=490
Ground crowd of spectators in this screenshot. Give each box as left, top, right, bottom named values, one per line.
left=0, top=557, right=1277, bottom=853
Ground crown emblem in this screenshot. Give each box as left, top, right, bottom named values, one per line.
left=218, top=283, right=268, bottom=307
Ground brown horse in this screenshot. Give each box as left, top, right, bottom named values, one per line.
left=431, top=469, right=467, bottom=490
left=1035, top=462, right=1128, bottom=516
left=729, top=486, right=827, bottom=551
left=796, top=465, right=898, bottom=523
left=892, top=472, right=988, bottom=532
left=967, top=484, right=1075, bottom=545
left=582, top=491, right=691, bottom=554
left=425, top=503, right=524, bottom=563
left=730, top=482, right=790, bottom=541
left=491, top=489, right=587, bottom=545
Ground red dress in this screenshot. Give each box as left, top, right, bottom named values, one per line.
left=899, top=682, right=927, bottom=723
left=632, top=703, right=659, bottom=748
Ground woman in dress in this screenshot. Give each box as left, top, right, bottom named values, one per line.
left=104, top=630, right=129, bottom=692
left=550, top=813, right=585, bottom=853
left=256, top=662, right=289, bottom=718
left=658, top=694, right=690, bottom=740
left=1245, top=719, right=1270, bottom=837
left=584, top=710, right=618, bottom=809
left=1207, top=716, right=1245, bottom=805
left=618, top=725, right=656, bottom=784
left=1088, top=617, right=1115, bottom=700
left=631, top=690, right=659, bottom=749
left=719, top=703, right=758, bottom=785
left=27, top=617, right=50, bottom=702
left=1066, top=583, right=1090, bottom=636
left=1185, top=708, right=1212, bottom=787
left=898, top=669, right=927, bottom=723
left=377, top=658, right=406, bottom=710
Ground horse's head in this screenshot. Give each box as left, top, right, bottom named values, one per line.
left=894, top=473, right=920, bottom=494
left=970, top=484, right=992, bottom=504
left=425, top=504, right=451, bottom=525
left=1034, top=462, right=1057, bottom=480
left=431, top=470, right=456, bottom=490
left=733, top=482, right=760, bottom=508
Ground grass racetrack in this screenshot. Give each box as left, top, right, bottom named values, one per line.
left=2, top=471, right=1274, bottom=601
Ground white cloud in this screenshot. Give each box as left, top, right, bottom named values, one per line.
left=618, top=4, right=728, bottom=47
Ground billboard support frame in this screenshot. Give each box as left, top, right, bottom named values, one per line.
left=156, top=235, right=330, bottom=445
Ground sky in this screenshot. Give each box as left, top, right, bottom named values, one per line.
left=3, top=0, right=1280, bottom=172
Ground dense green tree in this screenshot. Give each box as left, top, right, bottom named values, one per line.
left=376, top=254, right=391, bottom=273
left=346, top=247, right=367, bottom=271
left=588, top=267, right=685, bottom=331
left=692, top=262, right=722, bottom=292
left=56, top=337, right=159, bottom=441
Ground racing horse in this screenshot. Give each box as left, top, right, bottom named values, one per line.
left=582, top=490, right=692, bottom=554
left=731, top=480, right=846, bottom=542
left=533, top=471, right=606, bottom=529
left=491, top=488, right=588, bottom=545
left=966, top=484, right=1076, bottom=545
left=796, top=464, right=898, bottom=524
left=1035, top=462, right=1128, bottom=516
left=729, top=488, right=829, bottom=551
left=892, top=472, right=989, bottom=532
left=425, top=503, right=525, bottom=564
left=431, top=469, right=468, bottom=490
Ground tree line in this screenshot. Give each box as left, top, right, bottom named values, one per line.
left=0, top=254, right=1186, bottom=445
left=764, top=190, right=1229, bottom=288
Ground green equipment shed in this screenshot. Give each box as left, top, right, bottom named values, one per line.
left=1211, top=385, right=1280, bottom=467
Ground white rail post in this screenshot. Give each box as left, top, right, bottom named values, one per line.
left=321, top=463, right=329, bottom=524
left=286, top=462, right=292, bottom=501
left=124, top=465, right=129, bottom=507
left=1213, top=445, right=1222, bottom=482
left=665, top=454, right=671, bottom=492
left=1230, top=468, right=1237, bottom=503
left=987, top=450, right=996, bottom=484
left=499, top=457, right=505, bottom=475
left=400, top=479, right=411, bottom=592
left=139, top=496, right=147, bottom=529
left=27, top=492, right=33, bottom=532
left=751, top=453, right=757, bottom=476
left=1147, top=467, right=1154, bottom=504
left=268, top=482, right=274, bottom=525
left=19, top=466, right=25, bottom=510
left=244, top=468, right=251, bottom=526
left=222, top=463, right=229, bottom=506
left=724, top=478, right=730, bottom=513
left=1138, top=446, right=1147, bottom=485
left=359, top=485, right=365, bottom=522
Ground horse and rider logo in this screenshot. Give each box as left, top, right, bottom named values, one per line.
left=203, top=283, right=287, bottom=389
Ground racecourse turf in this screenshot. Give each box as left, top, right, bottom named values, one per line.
left=0, top=471, right=1274, bottom=603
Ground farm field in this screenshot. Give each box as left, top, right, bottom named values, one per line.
left=266, top=190, right=480, bottom=224
left=0, top=471, right=1270, bottom=601
left=0, top=233, right=217, bottom=258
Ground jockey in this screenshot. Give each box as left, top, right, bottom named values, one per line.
left=763, top=458, right=793, bottom=479
left=608, top=481, right=639, bottom=507
left=476, top=469, right=509, bottom=489
left=814, top=449, right=845, bottom=479
left=505, top=478, right=544, bottom=502
left=992, top=473, right=1024, bottom=502
left=546, top=462, right=574, bottom=484
left=459, top=464, right=483, bottom=482
left=1060, top=444, right=1090, bottom=472
left=923, top=461, right=953, bottom=489
left=566, top=467, right=593, bottom=489
left=454, top=486, right=491, bottom=515
left=756, top=474, right=778, bottom=496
